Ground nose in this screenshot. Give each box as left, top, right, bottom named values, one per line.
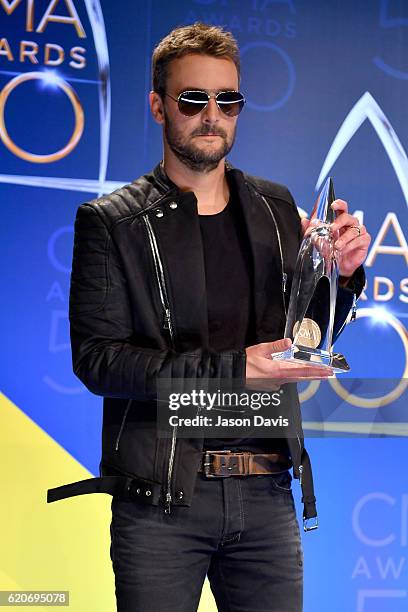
left=202, top=96, right=220, bottom=123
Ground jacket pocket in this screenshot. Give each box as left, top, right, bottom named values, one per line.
left=153, top=436, right=165, bottom=483
left=114, top=399, right=133, bottom=452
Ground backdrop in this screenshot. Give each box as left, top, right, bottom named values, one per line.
left=1, top=1, right=407, bottom=610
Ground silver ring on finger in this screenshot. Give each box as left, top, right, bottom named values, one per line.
left=350, top=225, right=361, bottom=237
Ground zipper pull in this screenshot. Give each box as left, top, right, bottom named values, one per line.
left=164, top=491, right=172, bottom=514
left=351, top=293, right=357, bottom=322
left=299, top=464, right=303, bottom=486
left=163, top=309, right=171, bottom=330
left=282, top=272, right=287, bottom=294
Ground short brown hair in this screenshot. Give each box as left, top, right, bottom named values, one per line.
left=152, top=22, right=240, bottom=96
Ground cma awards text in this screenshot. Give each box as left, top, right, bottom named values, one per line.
left=1, top=0, right=88, bottom=70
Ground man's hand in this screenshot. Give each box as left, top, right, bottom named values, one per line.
left=245, top=338, right=333, bottom=390
left=301, top=199, right=371, bottom=281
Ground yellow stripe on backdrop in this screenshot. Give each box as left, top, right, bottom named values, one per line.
left=0, top=393, right=216, bottom=611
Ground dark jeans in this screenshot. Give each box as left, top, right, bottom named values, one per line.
left=110, top=471, right=303, bottom=612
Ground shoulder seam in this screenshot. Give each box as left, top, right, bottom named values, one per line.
left=244, top=174, right=294, bottom=206
left=82, top=187, right=176, bottom=234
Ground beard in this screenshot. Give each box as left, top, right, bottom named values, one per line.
left=164, top=109, right=236, bottom=173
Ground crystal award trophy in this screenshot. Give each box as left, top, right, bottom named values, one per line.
left=273, top=177, right=350, bottom=373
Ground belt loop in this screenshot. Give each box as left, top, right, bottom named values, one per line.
left=243, top=452, right=250, bottom=475
left=203, top=451, right=212, bottom=478
left=246, top=452, right=253, bottom=475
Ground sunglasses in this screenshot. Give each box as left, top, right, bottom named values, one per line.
left=165, top=90, right=246, bottom=117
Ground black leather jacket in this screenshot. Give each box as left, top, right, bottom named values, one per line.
left=47, top=162, right=363, bottom=527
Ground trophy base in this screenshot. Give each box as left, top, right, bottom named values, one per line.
left=272, top=345, right=350, bottom=373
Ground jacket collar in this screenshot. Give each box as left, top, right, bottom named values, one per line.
left=152, top=161, right=178, bottom=193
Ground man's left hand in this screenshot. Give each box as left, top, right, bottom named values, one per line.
left=301, top=199, right=371, bottom=281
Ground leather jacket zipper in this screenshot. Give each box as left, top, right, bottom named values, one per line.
left=143, top=214, right=177, bottom=515
left=297, top=434, right=303, bottom=484
left=143, top=215, right=175, bottom=341
left=260, top=195, right=288, bottom=318
left=115, top=399, right=133, bottom=451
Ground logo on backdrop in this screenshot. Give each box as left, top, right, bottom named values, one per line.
left=187, top=0, right=297, bottom=111
left=315, top=92, right=408, bottom=315
left=0, top=0, right=113, bottom=195
left=0, top=0, right=117, bottom=395
left=312, top=91, right=408, bottom=410
left=351, top=492, right=408, bottom=610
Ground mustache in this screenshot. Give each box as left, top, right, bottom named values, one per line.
left=191, top=125, right=227, bottom=138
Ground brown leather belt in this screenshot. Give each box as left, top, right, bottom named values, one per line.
left=198, top=450, right=293, bottom=478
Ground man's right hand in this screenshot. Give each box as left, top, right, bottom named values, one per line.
left=245, top=338, right=333, bottom=390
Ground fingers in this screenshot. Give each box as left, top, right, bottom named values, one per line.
left=271, top=362, right=333, bottom=380
left=307, top=200, right=366, bottom=253
left=337, top=230, right=371, bottom=255
left=331, top=199, right=348, bottom=214
left=330, top=199, right=360, bottom=238
left=335, top=224, right=368, bottom=249
left=246, top=369, right=332, bottom=391
left=246, top=338, right=334, bottom=383
left=331, top=213, right=360, bottom=234
left=267, top=354, right=333, bottom=379
left=253, top=337, right=292, bottom=357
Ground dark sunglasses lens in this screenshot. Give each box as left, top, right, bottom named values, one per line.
left=178, top=91, right=209, bottom=116
left=216, top=92, right=245, bottom=116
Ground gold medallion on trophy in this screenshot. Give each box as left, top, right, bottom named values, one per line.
left=293, top=319, right=321, bottom=349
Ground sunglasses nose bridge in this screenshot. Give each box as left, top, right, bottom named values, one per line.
left=201, top=95, right=221, bottom=121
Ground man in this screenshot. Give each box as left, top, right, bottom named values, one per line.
left=48, top=23, right=370, bottom=612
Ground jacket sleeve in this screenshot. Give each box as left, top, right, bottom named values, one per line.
left=69, top=204, right=246, bottom=400
left=332, top=265, right=365, bottom=343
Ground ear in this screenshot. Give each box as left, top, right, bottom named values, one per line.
left=150, top=91, right=165, bottom=125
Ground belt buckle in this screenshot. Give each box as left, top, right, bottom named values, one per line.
left=203, top=450, right=233, bottom=478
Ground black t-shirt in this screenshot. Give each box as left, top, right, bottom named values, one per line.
left=199, top=189, right=289, bottom=455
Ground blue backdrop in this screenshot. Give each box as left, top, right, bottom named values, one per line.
left=1, top=1, right=408, bottom=610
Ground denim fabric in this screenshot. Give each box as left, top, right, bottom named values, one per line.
left=110, top=471, right=303, bottom=611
